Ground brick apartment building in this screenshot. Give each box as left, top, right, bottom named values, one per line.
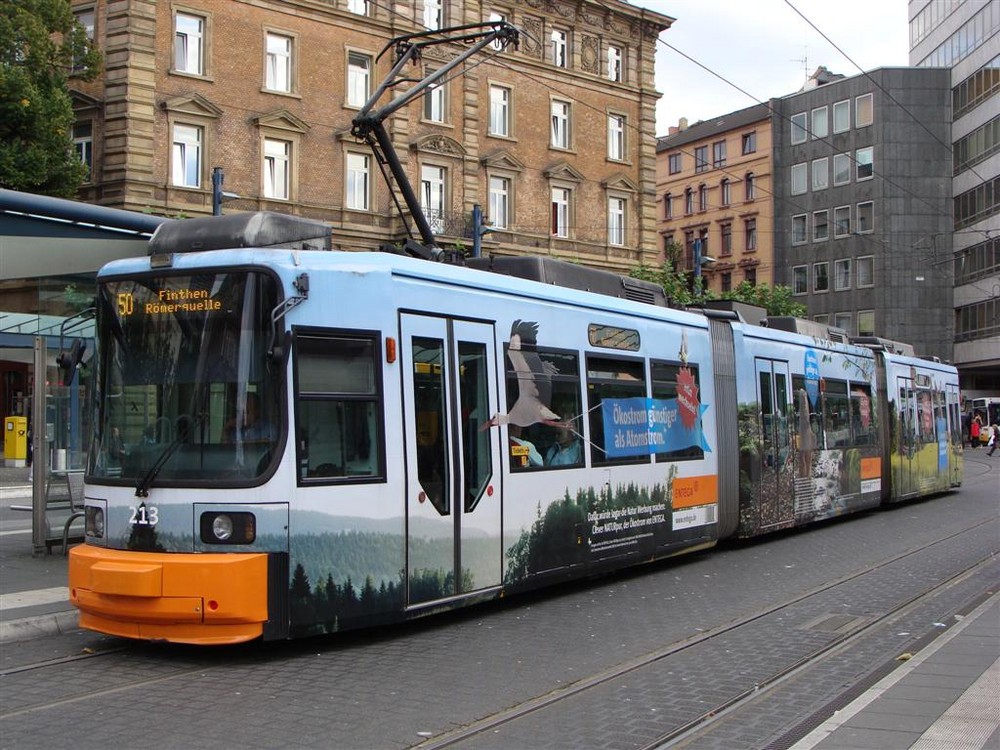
left=655, top=104, right=773, bottom=294
left=68, top=0, right=672, bottom=273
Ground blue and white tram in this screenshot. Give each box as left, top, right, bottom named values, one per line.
left=68, top=214, right=960, bottom=644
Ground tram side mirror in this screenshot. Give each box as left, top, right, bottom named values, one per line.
left=57, top=339, right=87, bottom=385
left=268, top=331, right=292, bottom=364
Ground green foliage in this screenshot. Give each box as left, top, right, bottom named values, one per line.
left=720, top=281, right=807, bottom=317
left=0, top=0, right=102, bottom=197
left=630, top=240, right=805, bottom=317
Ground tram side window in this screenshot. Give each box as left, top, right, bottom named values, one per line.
left=822, top=379, right=850, bottom=447
left=850, top=384, right=875, bottom=445
left=587, top=355, right=648, bottom=466
left=294, top=332, right=383, bottom=483
left=651, top=360, right=703, bottom=461
left=916, top=390, right=935, bottom=444
left=504, top=348, right=582, bottom=471
left=792, top=375, right=823, bottom=449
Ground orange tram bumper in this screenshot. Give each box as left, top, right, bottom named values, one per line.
left=69, top=545, right=271, bottom=645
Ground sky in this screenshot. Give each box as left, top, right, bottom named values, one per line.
left=631, top=0, right=912, bottom=136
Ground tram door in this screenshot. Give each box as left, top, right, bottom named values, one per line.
left=946, top=383, right=962, bottom=486
left=755, top=358, right=794, bottom=528
left=895, top=377, right=917, bottom=496
left=400, top=314, right=502, bottom=608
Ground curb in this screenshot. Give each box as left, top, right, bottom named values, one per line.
left=0, top=610, right=80, bottom=644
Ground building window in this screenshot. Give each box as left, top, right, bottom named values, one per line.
left=856, top=146, right=873, bottom=180
left=489, top=175, right=511, bottom=229
left=608, top=197, right=626, bottom=246
left=811, top=106, right=828, bottom=139
left=174, top=12, right=205, bottom=76
left=793, top=265, right=808, bottom=295
left=855, top=93, right=873, bottom=127
left=834, top=205, right=851, bottom=237
left=663, top=192, right=672, bottom=219
left=813, top=210, right=829, bottom=242
left=423, top=0, right=443, bottom=29
left=857, top=310, right=875, bottom=337
left=833, top=99, right=849, bottom=133
left=421, top=164, right=446, bottom=233
left=791, top=112, right=807, bottom=144
left=720, top=178, right=731, bottom=206
left=347, top=51, right=371, bottom=107
left=608, top=114, right=626, bottom=161
left=814, top=314, right=830, bottom=325
left=423, top=72, right=445, bottom=122
left=489, top=85, right=511, bottom=137
left=857, top=201, right=874, bottom=233
left=721, top=223, right=732, bottom=256
left=745, top=172, right=755, bottom=200
left=263, top=137, right=290, bottom=199
left=833, top=153, right=851, bottom=185
left=857, top=255, right=874, bottom=287
left=834, top=312, right=852, bottom=332
left=745, top=267, right=757, bottom=286
left=813, top=262, right=829, bottom=292
left=792, top=214, right=808, bottom=245
left=551, top=29, right=568, bottom=68
left=551, top=100, right=570, bottom=149
left=835, top=258, right=851, bottom=290
left=488, top=11, right=507, bottom=50
left=73, top=7, right=95, bottom=71
left=698, top=184, right=707, bottom=212
left=73, top=122, right=93, bottom=181
left=607, top=45, right=623, bottom=82
left=668, top=153, right=681, bottom=174
left=742, top=131, right=756, bottom=154
left=812, top=157, right=829, bottom=191
left=345, top=152, right=370, bottom=211
left=684, top=188, right=693, bottom=215
left=551, top=186, right=571, bottom=237
left=745, top=218, right=757, bottom=251
left=347, top=0, right=369, bottom=15
left=791, top=162, right=807, bottom=195
left=265, top=32, right=293, bottom=93
left=712, top=140, right=726, bottom=168
left=695, top=145, right=708, bottom=173
left=721, top=272, right=732, bottom=292
left=171, top=123, right=202, bottom=188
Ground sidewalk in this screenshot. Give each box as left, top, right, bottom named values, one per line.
left=792, top=592, right=1000, bottom=750
left=0, top=464, right=79, bottom=643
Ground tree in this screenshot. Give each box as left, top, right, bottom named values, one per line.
left=630, top=240, right=807, bottom=317
left=720, top=281, right=807, bottom=317
left=0, top=0, right=102, bottom=197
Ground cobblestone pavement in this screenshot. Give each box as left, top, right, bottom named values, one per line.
left=1, top=463, right=997, bottom=750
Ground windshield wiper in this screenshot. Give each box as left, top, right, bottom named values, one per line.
left=134, top=415, right=201, bottom=498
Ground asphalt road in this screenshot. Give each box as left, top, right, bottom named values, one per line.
left=1, top=454, right=997, bottom=750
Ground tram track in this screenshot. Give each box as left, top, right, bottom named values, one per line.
left=412, top=517, right=997, bottom=750
left=1, top=513, right=994, bottom=736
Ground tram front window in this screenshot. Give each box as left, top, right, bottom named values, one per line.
left=88, top=271, right=281, bottom=485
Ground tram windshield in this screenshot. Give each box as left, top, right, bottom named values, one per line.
left=88, top=271, right=282, bottom=486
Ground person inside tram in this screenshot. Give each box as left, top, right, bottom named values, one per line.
left=223, top=392, right=274, bottom=443
left=509, top=424, right=543, bottom=467
left=545, top=423, right=582, bottom=466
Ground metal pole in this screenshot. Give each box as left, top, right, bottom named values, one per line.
left=31, top=336, right=47, bottom=555
left=472, top=204, right=483, bottom=258
left=212, top=167, right=223, bottom=216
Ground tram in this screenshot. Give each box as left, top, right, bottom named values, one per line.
left=67, top=213, right=962, bottom=644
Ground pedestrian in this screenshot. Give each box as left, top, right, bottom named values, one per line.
left=970, top=414, right=981, bottom=448
left=988, top=425, right=999, bottom=457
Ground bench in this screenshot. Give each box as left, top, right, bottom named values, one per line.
left=10, top=470, right=86, bottom=555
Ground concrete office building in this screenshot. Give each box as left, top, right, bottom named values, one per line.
left=771, top=67, right=954, bottom=361
left=909, top=0, right=1000, bottom=395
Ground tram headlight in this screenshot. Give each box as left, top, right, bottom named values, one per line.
left=85, top=506, right=104, bottom=539
left=200, top=511, right=256, bottom=545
